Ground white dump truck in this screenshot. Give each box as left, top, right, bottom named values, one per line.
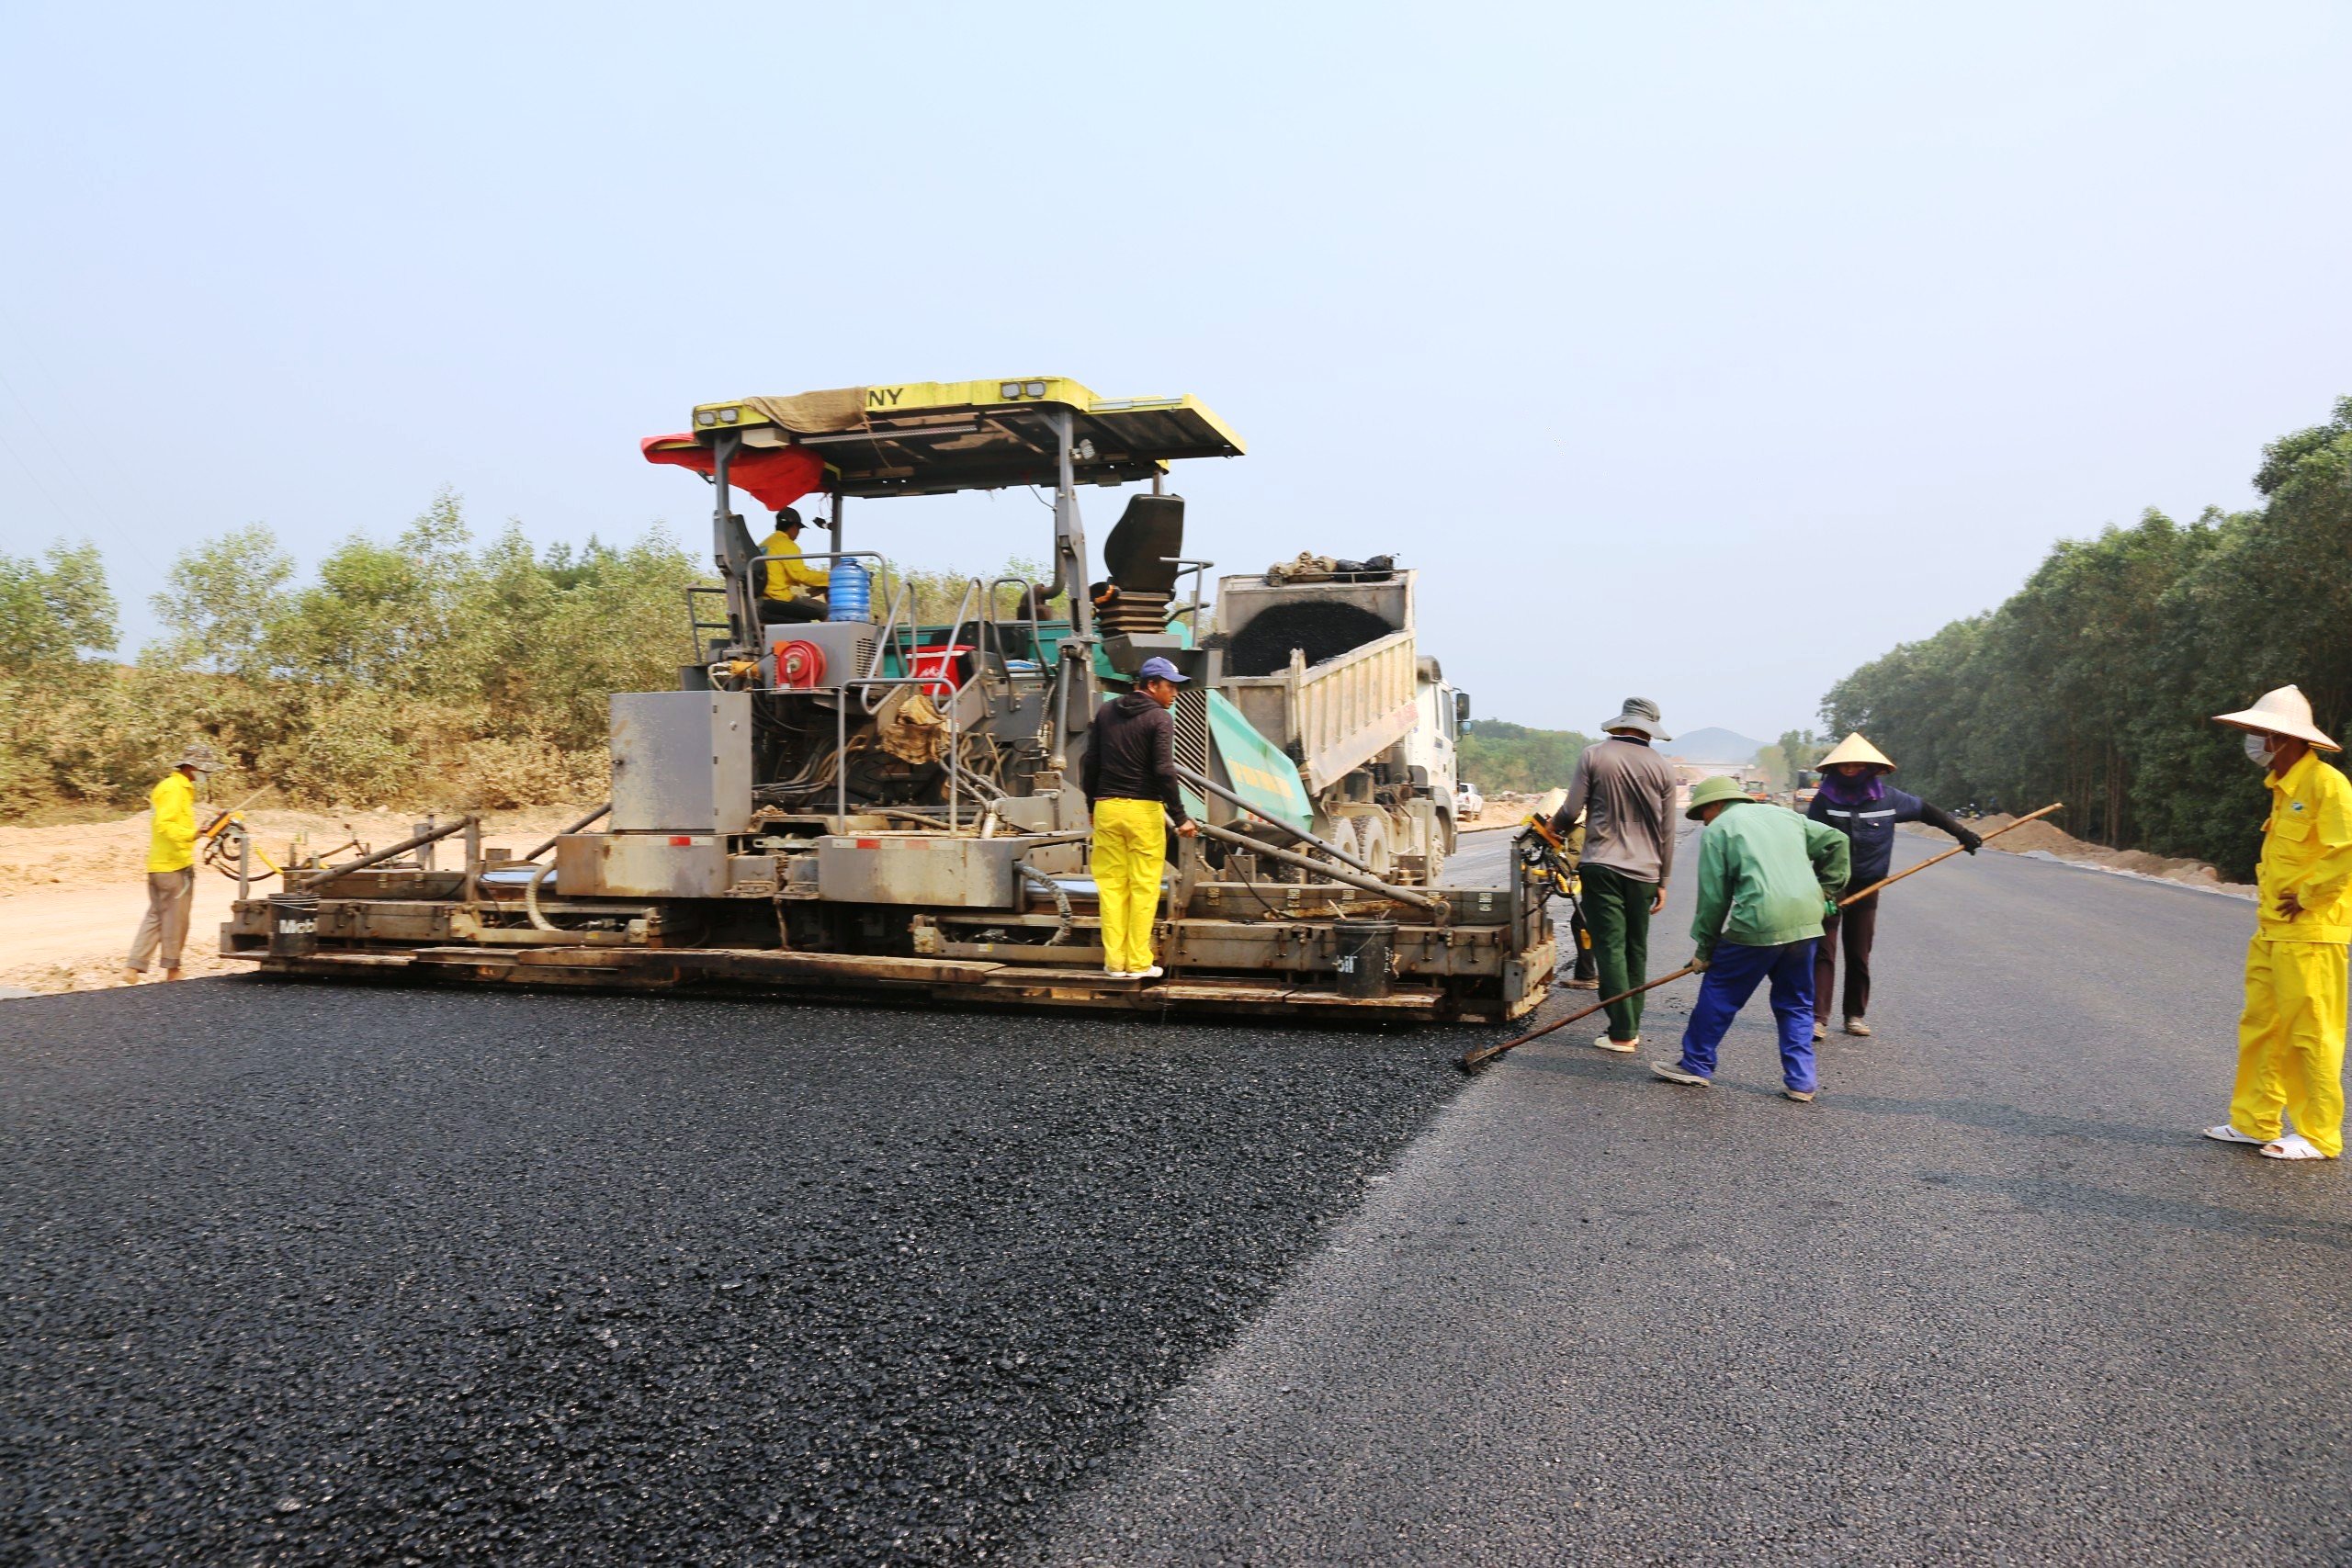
left=1207, top=556, right=1472, bottom=887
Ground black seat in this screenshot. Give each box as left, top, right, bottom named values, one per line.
left=1101, top=494, right=1185, bottom=595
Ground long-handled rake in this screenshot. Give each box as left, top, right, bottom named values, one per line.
left=1457, top=803, right=2063, bottom=1073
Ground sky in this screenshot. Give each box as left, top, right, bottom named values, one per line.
left=3, top=1, right=2347, bottom=740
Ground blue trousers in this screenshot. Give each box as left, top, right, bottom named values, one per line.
left=1677, top=938, right=1819, bottom=1092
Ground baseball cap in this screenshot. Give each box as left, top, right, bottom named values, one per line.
left=1136, top=656, right=1189, bottom=684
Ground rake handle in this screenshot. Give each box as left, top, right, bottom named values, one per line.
left=1459, top=801, right=2064, bottom=1071
left=1834, top=801, right=2064, bottom=908
left=1459, top=963, right=1705, bottom=1070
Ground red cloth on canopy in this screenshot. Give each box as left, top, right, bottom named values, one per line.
left=640, top=435, right=828, bottom=511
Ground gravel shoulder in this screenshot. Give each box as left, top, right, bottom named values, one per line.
left=0, top=983, right=1472, bottom=1564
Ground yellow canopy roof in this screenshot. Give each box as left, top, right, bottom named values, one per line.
left=672, top=377, right=1245, bottom=499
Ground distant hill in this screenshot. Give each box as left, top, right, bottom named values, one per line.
left=1666, top=727, right=1762, bottom=763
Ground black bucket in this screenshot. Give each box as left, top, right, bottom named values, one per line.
left=267, top=894, right=321, bottom=957
left=1333, top=919, right=1396, bottom=999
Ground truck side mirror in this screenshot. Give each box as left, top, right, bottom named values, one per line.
left=1453, top=692, right=1472, bottom=728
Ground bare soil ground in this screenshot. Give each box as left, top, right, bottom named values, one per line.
left=1464, top=788, right=1565, bottom=833
left=0, top=806, right=588, bottom=995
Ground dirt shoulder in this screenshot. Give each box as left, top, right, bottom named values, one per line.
left=1908, top=813, right=2256, bottom=898
left=1462, top=789, right=1565, bottom=835
left=0, top=806, right=588, bottom=996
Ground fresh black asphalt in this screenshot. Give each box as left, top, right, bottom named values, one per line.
left=8, top=832, right=2344, bottom=1565
left=0, top=984, right=1467, bottom=1565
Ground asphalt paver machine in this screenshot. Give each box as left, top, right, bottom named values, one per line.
left=225, top=378, right=1555, bottom=1021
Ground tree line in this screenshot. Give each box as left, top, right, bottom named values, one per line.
left=0, top=491, right=1046, bottom=819
left=1820, top=397, right=2352, bottom=880
left=1457, top=719, right=1599, bottom=795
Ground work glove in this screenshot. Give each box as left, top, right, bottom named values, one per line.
left=1957, top=827, right=1984, bottom=855
left=1824, top=897, right=1839, bottom=920
left=1690, top=949, right=1712, bottom=972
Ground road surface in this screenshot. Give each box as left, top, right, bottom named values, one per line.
left=6, top=828, right=2346, bottom=1564
left=1039, top=832, right=2352, bottom=1564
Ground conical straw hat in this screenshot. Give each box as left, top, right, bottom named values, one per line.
left=2211, top=684, right=2339, bottom=750
left=1816, top=732, right=1894, bottom=772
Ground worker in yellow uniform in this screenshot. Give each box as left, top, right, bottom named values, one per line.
left=757, top=507, right=830, bottom=626
left=1080, top=657, right=1198, bottom=978
left=2204, top=685, right=2352, bottom=1161
left=123, top=743, right=217, bottom=984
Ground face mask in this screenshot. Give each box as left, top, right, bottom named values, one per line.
left=2245, top=733, right=2276, bottom=768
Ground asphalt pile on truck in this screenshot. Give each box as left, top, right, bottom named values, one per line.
left=1224, top=601, right=1396, bottom=678
left=0, top=983, right=1471, bottom=1566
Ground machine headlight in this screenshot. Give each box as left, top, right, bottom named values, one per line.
left=1025, top=380, right=1046, bottom=397
left=1001, top=382, right=1022, bottom=399
left=696, top=411, right=718, bottom=427
left=718, top=408, right=740, bottom=423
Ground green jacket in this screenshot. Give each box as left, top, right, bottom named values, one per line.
left=1689, top=804, right=1851, bottom=957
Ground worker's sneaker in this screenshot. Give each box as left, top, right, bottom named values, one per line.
left=1811, top=1022, right=1826, bottom=1043
left=1651, top=1060, right=1711, bottom=1087
left=1844, top=1017, right=1871, bottom=1037
left=1782, top=1088, right=1815, bottom=1103
left=1134, top=965, right=1165, bottom=980
left=1594, top=1034, right=1638, bottom=1054
left=1565, top=976, right=1600, bottom=990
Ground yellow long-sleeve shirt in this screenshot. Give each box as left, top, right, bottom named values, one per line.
left=147, top=770, right=198, bottom=874
left=759, top=530, right=830, bottom=601
left=2257, top=749, right=2352, bottom=942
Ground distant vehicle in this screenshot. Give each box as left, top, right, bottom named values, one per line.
left=1455, top=779, right=1486, bottom=823
left=1743, top=780, right=1770, bottom=799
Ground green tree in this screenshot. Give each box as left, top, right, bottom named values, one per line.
left=0, top=540, right=115, bottom=669
left=150, top=524, right=294, bottom=679
left=1457, top=720, right=1598, bottom=794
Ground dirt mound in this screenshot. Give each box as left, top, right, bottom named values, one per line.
left=1931, top=813, right=2251, bottom=897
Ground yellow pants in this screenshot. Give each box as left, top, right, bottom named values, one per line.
left=2230, top=937, right=2349, bottom=1156
left=1091, top=798, right=1167, bottom=974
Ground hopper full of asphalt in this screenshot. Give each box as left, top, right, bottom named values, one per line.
left=0, top=983, right=1469, bottom=1564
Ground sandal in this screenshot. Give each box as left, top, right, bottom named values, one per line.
left=1782, top=1088, right=1815, bottom=1103
left=2260, top=1133, right=2335, bottom=1161
left=2202, top=1124, right=2266, bottom=1145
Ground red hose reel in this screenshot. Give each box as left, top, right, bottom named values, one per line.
left=773, top=639, right=826, bottom=690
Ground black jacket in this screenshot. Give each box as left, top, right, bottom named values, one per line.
left=1080, top=694, right=1188, bottom=823
left=1806, top=784, right=1973, bottom=887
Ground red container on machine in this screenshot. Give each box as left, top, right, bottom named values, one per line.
left=909, top=644, right=973, bottom=700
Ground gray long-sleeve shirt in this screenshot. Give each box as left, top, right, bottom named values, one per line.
left=1548, top=737, right=1679, bottom=885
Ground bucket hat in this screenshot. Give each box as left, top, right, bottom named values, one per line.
left=1600, top=696, right=1669, bottom=741
left=176, top=742, right=220, bottom=774
left=1684, top=775, right=1750, bottom=819
left=2211, top=684, right=2339, bottom=751
left=1816, top=733, right=1894, bottom=773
